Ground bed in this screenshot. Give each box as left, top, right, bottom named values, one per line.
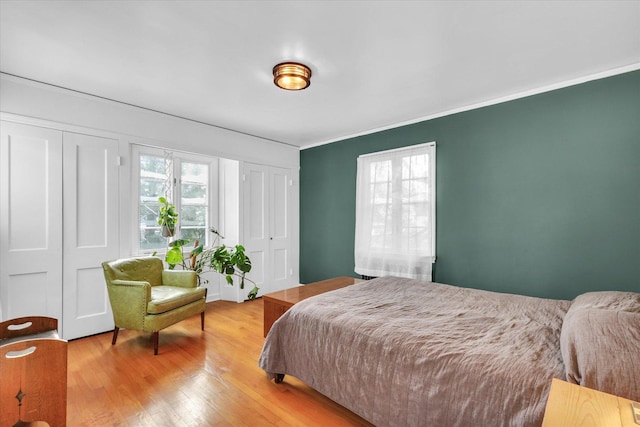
left=258, top=276, right=640, bottom=427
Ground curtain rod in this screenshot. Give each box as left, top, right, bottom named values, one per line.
left=358, top=141, right=435, bottom=159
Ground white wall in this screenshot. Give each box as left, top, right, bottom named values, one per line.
left=0, top=74, right=299, bottom=168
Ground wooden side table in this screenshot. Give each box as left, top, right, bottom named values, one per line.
left=542, top=378, right=638, bottom=427
left=262, top=276, right=362, bottom=337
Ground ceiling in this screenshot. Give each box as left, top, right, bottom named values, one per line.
left=1, top=1, right=639, bottom=149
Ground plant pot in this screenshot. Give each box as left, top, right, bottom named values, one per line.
left=161, top=225, right=174, bottom=237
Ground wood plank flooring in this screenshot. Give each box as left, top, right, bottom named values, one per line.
left=67, top=299, right=373, bottom=426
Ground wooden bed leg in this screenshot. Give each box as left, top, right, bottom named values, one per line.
left=153, top=331, right=159, bottom=355
left=275, top=374, right=285, bottom=384
left=111, top=327, right=119, bottom=345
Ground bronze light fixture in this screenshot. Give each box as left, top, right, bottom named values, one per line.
left=273, top=62, right=312, bottom=90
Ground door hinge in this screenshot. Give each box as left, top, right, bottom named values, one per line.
left=116, top=156, right=122, bottom=166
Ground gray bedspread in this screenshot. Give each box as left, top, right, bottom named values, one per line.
left=259, top=277, right=571, bottom=427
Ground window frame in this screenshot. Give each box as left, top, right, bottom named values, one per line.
left=131, top=145, right=219, bottom=256
left=354, top=141, right=436, bottom=279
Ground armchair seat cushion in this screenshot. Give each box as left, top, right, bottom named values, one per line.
left=148, top=286, right=207, bottom=315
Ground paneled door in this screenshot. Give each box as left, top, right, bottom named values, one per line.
left=243, top=163, right=294, bottom=299
left=0, top=121, right=63, bottom=323
left=244, top=164, right=267, bottom=299
left=62, top=132, right=119, bottom=340
left=269, top=167, right=293, bottom=293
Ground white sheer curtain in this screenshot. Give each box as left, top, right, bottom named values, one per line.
left=354, top=142, right=436, bottom=281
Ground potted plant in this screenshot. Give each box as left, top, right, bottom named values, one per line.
left=157, top=196, right=178, bottom=237
left=165, top=228, right=259, bottom=300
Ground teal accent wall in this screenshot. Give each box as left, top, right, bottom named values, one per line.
left=300, top=70, right=640, bottom=300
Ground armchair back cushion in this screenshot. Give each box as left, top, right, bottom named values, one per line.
left=103, top=256, right=164, bottom=287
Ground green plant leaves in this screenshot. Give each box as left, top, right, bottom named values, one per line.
left=169, top=239, right=189, bottom=248
left=165, top=246, right=184, bottom=267
left=247, top=286, right=259, bottom=301
left=158, top=227, right=259, bottom=300
left=157, top=197, right=179, bottom=228
left=190, top=244, right=203, bottom=257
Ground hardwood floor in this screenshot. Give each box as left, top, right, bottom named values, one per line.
left=67, top=299, right=373, bottom=426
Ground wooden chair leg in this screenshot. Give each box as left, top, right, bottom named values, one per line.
left=153, top=331, right=159, bottom=355
left=111, top=327, right=119, bottom=345
left=201, top=288, right=207, bottom=331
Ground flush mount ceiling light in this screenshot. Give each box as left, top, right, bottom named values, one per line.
left=273, top=62, right=312, bottom=90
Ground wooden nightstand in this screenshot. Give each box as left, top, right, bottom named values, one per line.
left=542, top=378, right=638, bottom=427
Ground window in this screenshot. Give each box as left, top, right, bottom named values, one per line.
left=354, top=142, right=435, bottom=280
left=179, top=161, right=209, bottom=245
left=133, top=146, right=217, bottom=255
left=138, top=153, right=171, bottom=252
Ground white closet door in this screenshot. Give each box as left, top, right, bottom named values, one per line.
left=268, top=167, right=293, bottom=293
left=0, top=121, right=63, bottom=322
left=243, top=163, right=294, bottom=299
left=243, top=163, right=268, bottom=299
left=62, top=132, right=119, bottom=340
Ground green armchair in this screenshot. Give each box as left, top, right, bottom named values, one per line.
left=102, top=256, right=207, bottom=355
